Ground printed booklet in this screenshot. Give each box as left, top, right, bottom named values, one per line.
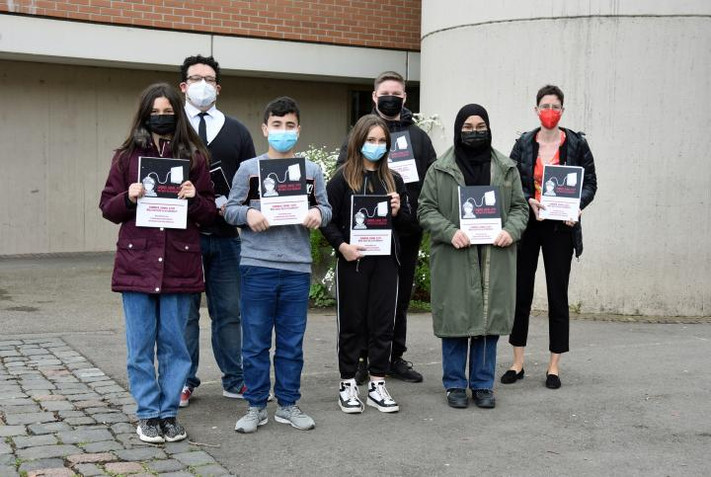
left=538, top=165, right=584, bottom=221
left=458, top=185, right=502, bottom=244
left=258, top=157, right=308, bottom=226
left=387, top=130, right=419, bottom=183
left=350, top=194, right=392, bottom=256
left=136, top=156, right=190, bottom=229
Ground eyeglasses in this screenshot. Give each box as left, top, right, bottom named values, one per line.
left=186, top=75, right=217, bottom=85
left=538, top=104, right=563, bottom=111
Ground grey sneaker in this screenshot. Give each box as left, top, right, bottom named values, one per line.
left=274, top=405, right=315, bottom=430
left=136, top=418, right=164, bottom=443
left=160, top=417, right=187, bottom=442
left=235, top=406, right=268, bottom=434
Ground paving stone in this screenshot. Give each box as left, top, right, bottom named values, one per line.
left=162, top=441, right=192, bottom=454
left=83, top=376, right=113, bottom=383
left=104, top=461, right=144, bottom=474
left=41, top=369, right=71, bottom=377
left=0, top=464, right=19, bottom=477
left=17, top=444, right=82, bottom=460
left=105, top=396, right=134, bottom=406
left=57, top=429, right=113, bottom=444
left=1, top=404, right=41, bottom=414
left=12, top=434, right=58, bottom=448
left=94, top=385, right=126, bottom=395
left=172, top=450, right=216, bottom=466
left=66, top=452, right=115, bottom=464
left=192, top=464, right=232, bottom=476
left=28, top=422, right=72, bottom=435
left=0, top=442, right=11, bottom=454
left=20, top=382, right=55, bottom=391
left=26, top=468, right=75, bottom=477
left=0, top=390, right=27, bottom=399
left=84, top=407, right=115, bottom=415
left=57, top=410, right=84, bottom=418
left=4, top=412, right=56, bottom=425
left=55, top=385, right=91, bottom=394
left=0, top=350, right=20, bottom=357
left=0, top=425, right=27, bottom=437
left=93, top=413, right=129, bottom=424
left=19, top=349, right=49, bottom=356
left=114, top=446, right=167, bottom=461
left=35, top=395, right=66, bottom=402
left=74, top=400, right=106, bottom=409
left=0, top=340, right=23, bottom=346
left=0, top=453, right=15, bottom=464
left=65, top=417, right=96, bottom=426
left=74, top=369, right=104, bottom=378
left=110, top=422, right=134, bottom=434
left=72, top=463, right=104, bottom=476
left=40, top=401, right=74, bottom=412
left=66, top=393, right=102, bottom=401
left=146, top=458, right=186, bottom=473
left=157, top=472, right=194, bottom=477
left=19, top=458, right=66, bottom=472
left=81, top=440, right=124, bottom=453
left=121, top=404, right=137, bottom=415
left=48, top=377, right=79, bottom=384
left=115, top=433, right=138, bottom=446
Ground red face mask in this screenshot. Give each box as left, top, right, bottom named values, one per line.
left=539, top=109, right=562, bottom=129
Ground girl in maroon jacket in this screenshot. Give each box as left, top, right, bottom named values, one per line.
left=100, top=83, right=215, bottom=443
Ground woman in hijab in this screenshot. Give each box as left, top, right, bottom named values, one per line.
left=418, top=104, right=528, bottom=409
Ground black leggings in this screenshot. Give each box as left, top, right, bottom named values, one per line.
left=509, top=218, right=574, bottom=353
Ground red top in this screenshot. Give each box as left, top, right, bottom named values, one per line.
left=533, top=130, right=566, bottom=202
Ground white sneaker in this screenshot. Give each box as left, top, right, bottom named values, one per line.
left=338, top=379, right=364, bottom=414
left=367, top=380, right=399, bottom=413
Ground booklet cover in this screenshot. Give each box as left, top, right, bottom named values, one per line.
left=210, top=166, right=231, bottom=209
left=387, top=130, right=419, bottom=183
left=350, top=194, right=392, bottom=256
left=136, top=156, right=190, bottom=229
left=538, top=165, right=584, bottom=221
left=458, top=186, right=502, bottom=244
left=258, top=157, right=308, bottom=226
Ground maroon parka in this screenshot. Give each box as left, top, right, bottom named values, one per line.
left=99, top=142, right=216, bottom=294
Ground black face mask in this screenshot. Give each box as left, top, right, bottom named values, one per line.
left=377, top=95, right=404, bottom=117
left=147, top=115, right=177, bottom=135
left=460, top=130, right=491, bottom=151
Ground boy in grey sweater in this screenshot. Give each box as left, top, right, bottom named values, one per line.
left=224, top=97, right=331, bottom=433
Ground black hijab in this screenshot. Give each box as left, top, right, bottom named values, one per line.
left=454, top=104, right=492, bottom=186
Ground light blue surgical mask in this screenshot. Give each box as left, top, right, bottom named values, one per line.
left=361, top=142, right=387, bottom=162
left=268, top=129, right=299, bottom=153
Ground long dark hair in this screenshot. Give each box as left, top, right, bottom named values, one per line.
left=115, top=83, right=209, bottom=169
left=342, top=114, right=396, bottom=193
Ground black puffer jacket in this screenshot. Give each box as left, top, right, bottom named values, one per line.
left=337, top=108, right=437, bottom=236
left=510, top=127, right=597, bottom=257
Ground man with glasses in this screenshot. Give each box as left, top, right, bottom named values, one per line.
left=178, top=54, right=256, bottom=407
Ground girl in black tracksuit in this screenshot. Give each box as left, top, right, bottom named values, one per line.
left=321, top=114, right=413, bottom=414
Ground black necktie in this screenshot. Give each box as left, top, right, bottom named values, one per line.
left=198, top=112, right=208, bottom=145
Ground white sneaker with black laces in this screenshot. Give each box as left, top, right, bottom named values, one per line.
left=338, top=379, right=364, bottom=414
left=367, top=380, right=399, bottom=413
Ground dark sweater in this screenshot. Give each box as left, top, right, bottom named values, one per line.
left=203, top=115, right=256, bottom=237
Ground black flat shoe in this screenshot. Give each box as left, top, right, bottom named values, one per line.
left=545, top=373, right=561, bottom=389
left=500, top=369, right=524, bottom=384
left=446, top=388, right=469, bottom=408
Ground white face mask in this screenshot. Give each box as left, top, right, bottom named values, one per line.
left=187, top=80, right=217, bottom=109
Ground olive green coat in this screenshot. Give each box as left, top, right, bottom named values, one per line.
left=417, top=147, right=528, bottom=337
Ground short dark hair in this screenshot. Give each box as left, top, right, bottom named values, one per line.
left=180, top=55, right=221, bottom=84
left=536, top=85, right=564, bottom=106
left=374, top=71, right=405, bottom=91
left=263, top=96, right=300, bottom=124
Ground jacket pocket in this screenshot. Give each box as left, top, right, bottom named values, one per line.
left=115, top=238, right=148, bottom=278
left=165, top=240, right=202, bottom=285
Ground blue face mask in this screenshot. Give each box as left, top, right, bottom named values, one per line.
left=361, top=142, right=387, bottom=162
left=268, top=129, right=299, bottom=153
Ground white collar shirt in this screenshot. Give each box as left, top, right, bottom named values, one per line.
left=184, top=102, right=225, bottom=145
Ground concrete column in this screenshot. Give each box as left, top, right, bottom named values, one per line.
left=420, top=1, right=711, bottom=315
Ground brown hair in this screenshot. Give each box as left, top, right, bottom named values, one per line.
left=115, top=83, right=209, bottom=170
left=374, top=71, right=405, bottom=91
left=536, top=84, right=564, bottom=106
left=342, top=114, right=396, bottom=194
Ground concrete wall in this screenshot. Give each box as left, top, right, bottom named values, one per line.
left=0, top=59, right=351, bottom=256
left=420, top=0, right=711, bottom=316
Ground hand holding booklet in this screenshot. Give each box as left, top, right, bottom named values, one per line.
left=258, top=157, right=308, bottom=226
left=136, top=156, right=190, bottom=229
left=538, top=165, right=584, bottom=221
left=458, top=186, right=502, bottom=244
left=350, top=195, right=392, bottom=256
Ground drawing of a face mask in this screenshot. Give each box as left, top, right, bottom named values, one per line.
left=565, top=172, right=578, bottom=187
left=484, top=190, right=496, bottom=206
left=170, top=166, right=184, bottom=184
left=287, top=164, right=301, bottom=181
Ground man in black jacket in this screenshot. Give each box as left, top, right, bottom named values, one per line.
left=178, top=55, right=256, bottom=407
left=338, top=71, right=437, bottom=383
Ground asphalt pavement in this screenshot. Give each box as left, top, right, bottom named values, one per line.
left=0, top=254, right=709, bottom=476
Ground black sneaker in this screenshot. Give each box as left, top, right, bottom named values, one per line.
left=446, top=388, right=469, bottom=408
left=388, top=357, right=423, bottom=383
left=136, top=418, right=164, bottom=443
left=355, top=358, right=369, bottom=385
left=472, top=389, right=496, bottom=409
left=160, top=417, right=187, bottom=442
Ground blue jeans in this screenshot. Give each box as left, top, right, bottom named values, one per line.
left=185, top=235, right=243, bottom=393
left=122, top=292, right=191, bottom=419
left=441, top=335, right=500, bottom=391
left=240, top=265, right=310, bottom=408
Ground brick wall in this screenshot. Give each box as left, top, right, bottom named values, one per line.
left=2, top=0, right=421, bottom=51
